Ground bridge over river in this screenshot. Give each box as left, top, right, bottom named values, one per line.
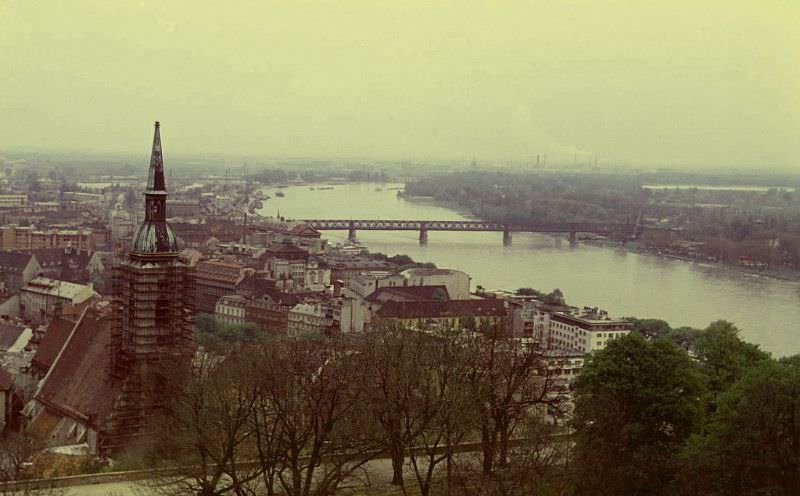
left=281, top=219, right=666, bottom=245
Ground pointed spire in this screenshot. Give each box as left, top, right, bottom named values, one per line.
left=147, top=121, right=166, bottom=192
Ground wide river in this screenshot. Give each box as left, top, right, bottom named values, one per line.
left=260, top=183, right=800, bottom=357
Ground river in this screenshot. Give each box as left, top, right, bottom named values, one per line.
left=259, top=183, right=800, bottom=357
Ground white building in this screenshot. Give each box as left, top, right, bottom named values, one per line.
left=20, top=278, right=95, bottom=324
left=547, top=307, right=631, bottom=354
left=288, top=301, right=326, bottom=336
left=400, top=268, right=471, bottom=299
left=0, top=194, right=27, bottom=209
left=344, top=271, right=407, bottom=299
left=268, top=257, right=330, bottom=292
left=215, top=294, right=248, bottom=326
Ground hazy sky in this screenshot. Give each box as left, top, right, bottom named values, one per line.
left=1, top=1, right=798, bottom=168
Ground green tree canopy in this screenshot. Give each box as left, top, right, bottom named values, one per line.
left=681, top=357, right=800, bottom=495
left=694, top=320, right=770, bottom=409
left=572, top=333, right=706, bottom=495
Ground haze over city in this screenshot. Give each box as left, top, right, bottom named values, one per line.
left=1, top=0, right=798, bottom=169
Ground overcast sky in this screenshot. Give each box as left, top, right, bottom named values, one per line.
left=1, top=1, right=798, bottom=168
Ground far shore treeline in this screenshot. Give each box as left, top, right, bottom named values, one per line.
left=405, top=171, right=800, bottom=272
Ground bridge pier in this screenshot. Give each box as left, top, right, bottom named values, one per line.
left=503, top=226, right=512, bottom=246
left=569, top=231, right=577, bottom=245
left=348, top=222, right=357, bottom=243
left=419, top=226, right=428, bottom=245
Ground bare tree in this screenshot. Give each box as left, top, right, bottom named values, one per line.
left=449, top=418, right=574, bottom=496
left=357, top=323, right=431, bottom=488
left=474, top=324, right=567, bottom=475
left=252, top=338, right=380, bottom=496
left=145, top=347, right=262, bottom=496
left=403, top=328, right=482, bottom=496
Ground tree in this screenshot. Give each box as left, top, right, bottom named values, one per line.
left=403, top=328, right=480, bottom=496
left=145, top=348, right=262, bottom=496
left=694, top=320, right=770, bottom=411
left=253, top=338, right=379, bottom=496
left=146, top=338, right=379, bottom=496
left=0, top=433, right=39, bottom=482
left=356, top=324, right=481, bottom=495
left=473, top=326, right=565, bottom=475
left=449, top=419, right=573, bottom=496
left=680, top=357, right=800, bottom=495
left=624, top=317, right=671, bottom=340
left=358, top=323, right=430, bottom=487
left=571, top=333, right=706, bottom=495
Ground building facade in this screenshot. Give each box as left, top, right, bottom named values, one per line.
left=20, top=277, right=95, bottom=324
left=215, top=294, right=247, bottom=326
left=0, top=226, right=94, bottom=251
left=547, top=307, right=631, bottom=354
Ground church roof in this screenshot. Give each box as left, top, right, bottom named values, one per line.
left=131, top=222, right=179, bottom=254
left=33, top=306, right=118, bottom=429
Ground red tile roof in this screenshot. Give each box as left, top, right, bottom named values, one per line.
left=366, top=285, right=450, bottom=303
left=34, top=307, right=118, bottom=427
left=31, top=318, right=75, bottom=374
left=0, top=323, right=26, bottom=350
left=0, top=367, right=14, bottom=391
left=376, top=299, right=508, bottom=319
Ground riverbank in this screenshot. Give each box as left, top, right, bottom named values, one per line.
left=261, top=182, right=800, bottom=356
left=583, top=239, right=800, bottom=284
left=399, top=192, right=800, bottom=284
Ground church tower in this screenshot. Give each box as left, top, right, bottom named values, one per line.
left=108, top=121, right=194, bottom=452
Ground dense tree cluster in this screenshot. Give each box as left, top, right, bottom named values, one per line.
left=572, top=322, right=797, bottom=496
left=405, top=172, right=645, bottom=225
left=365, top=252, right=437, bottom=270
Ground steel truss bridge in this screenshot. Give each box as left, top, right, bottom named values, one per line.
left=287, top=219, right=658, bottom=245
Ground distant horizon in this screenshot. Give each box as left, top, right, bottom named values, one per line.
left=2, top=1, right=797, bottom=171
left=1, top=145, right=798, bottom=175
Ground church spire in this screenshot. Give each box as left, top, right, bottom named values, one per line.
left=147, top=121, right=166, bottom=192
left=130, top=121, right=178, bottom=254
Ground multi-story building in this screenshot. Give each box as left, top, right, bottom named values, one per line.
left=0, top=251, right=41, bottom=294
left=399, top=268, right=471, bottom=299
left=0, top=225, right=94, bottom=251
left=194, top=260, right=254, bottom=315
left=342, top=271, right=407, bottom=299
left=245, top=291, right=299, bottom=334
left=249, top=220, right=324, bottom=253
left=373, top=298, right=508, bottom=332
left=215, top=294, right=247, bottom=326
left=20, top=277, right=96, bottom=324
left=547, top=307, right=631, bottom=354
left=263, top=243, right=330, bottom=291
left=288, top=301, right=326, bottom=336
left=0, top=194, right=27, bottom=209
left=475, top=289, right=554, bottom=343
left=316, top=254, right=394, bottom=286
left=166, top=199, right=202, bottom=218
left=540, top=349, right=586, bottom=425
